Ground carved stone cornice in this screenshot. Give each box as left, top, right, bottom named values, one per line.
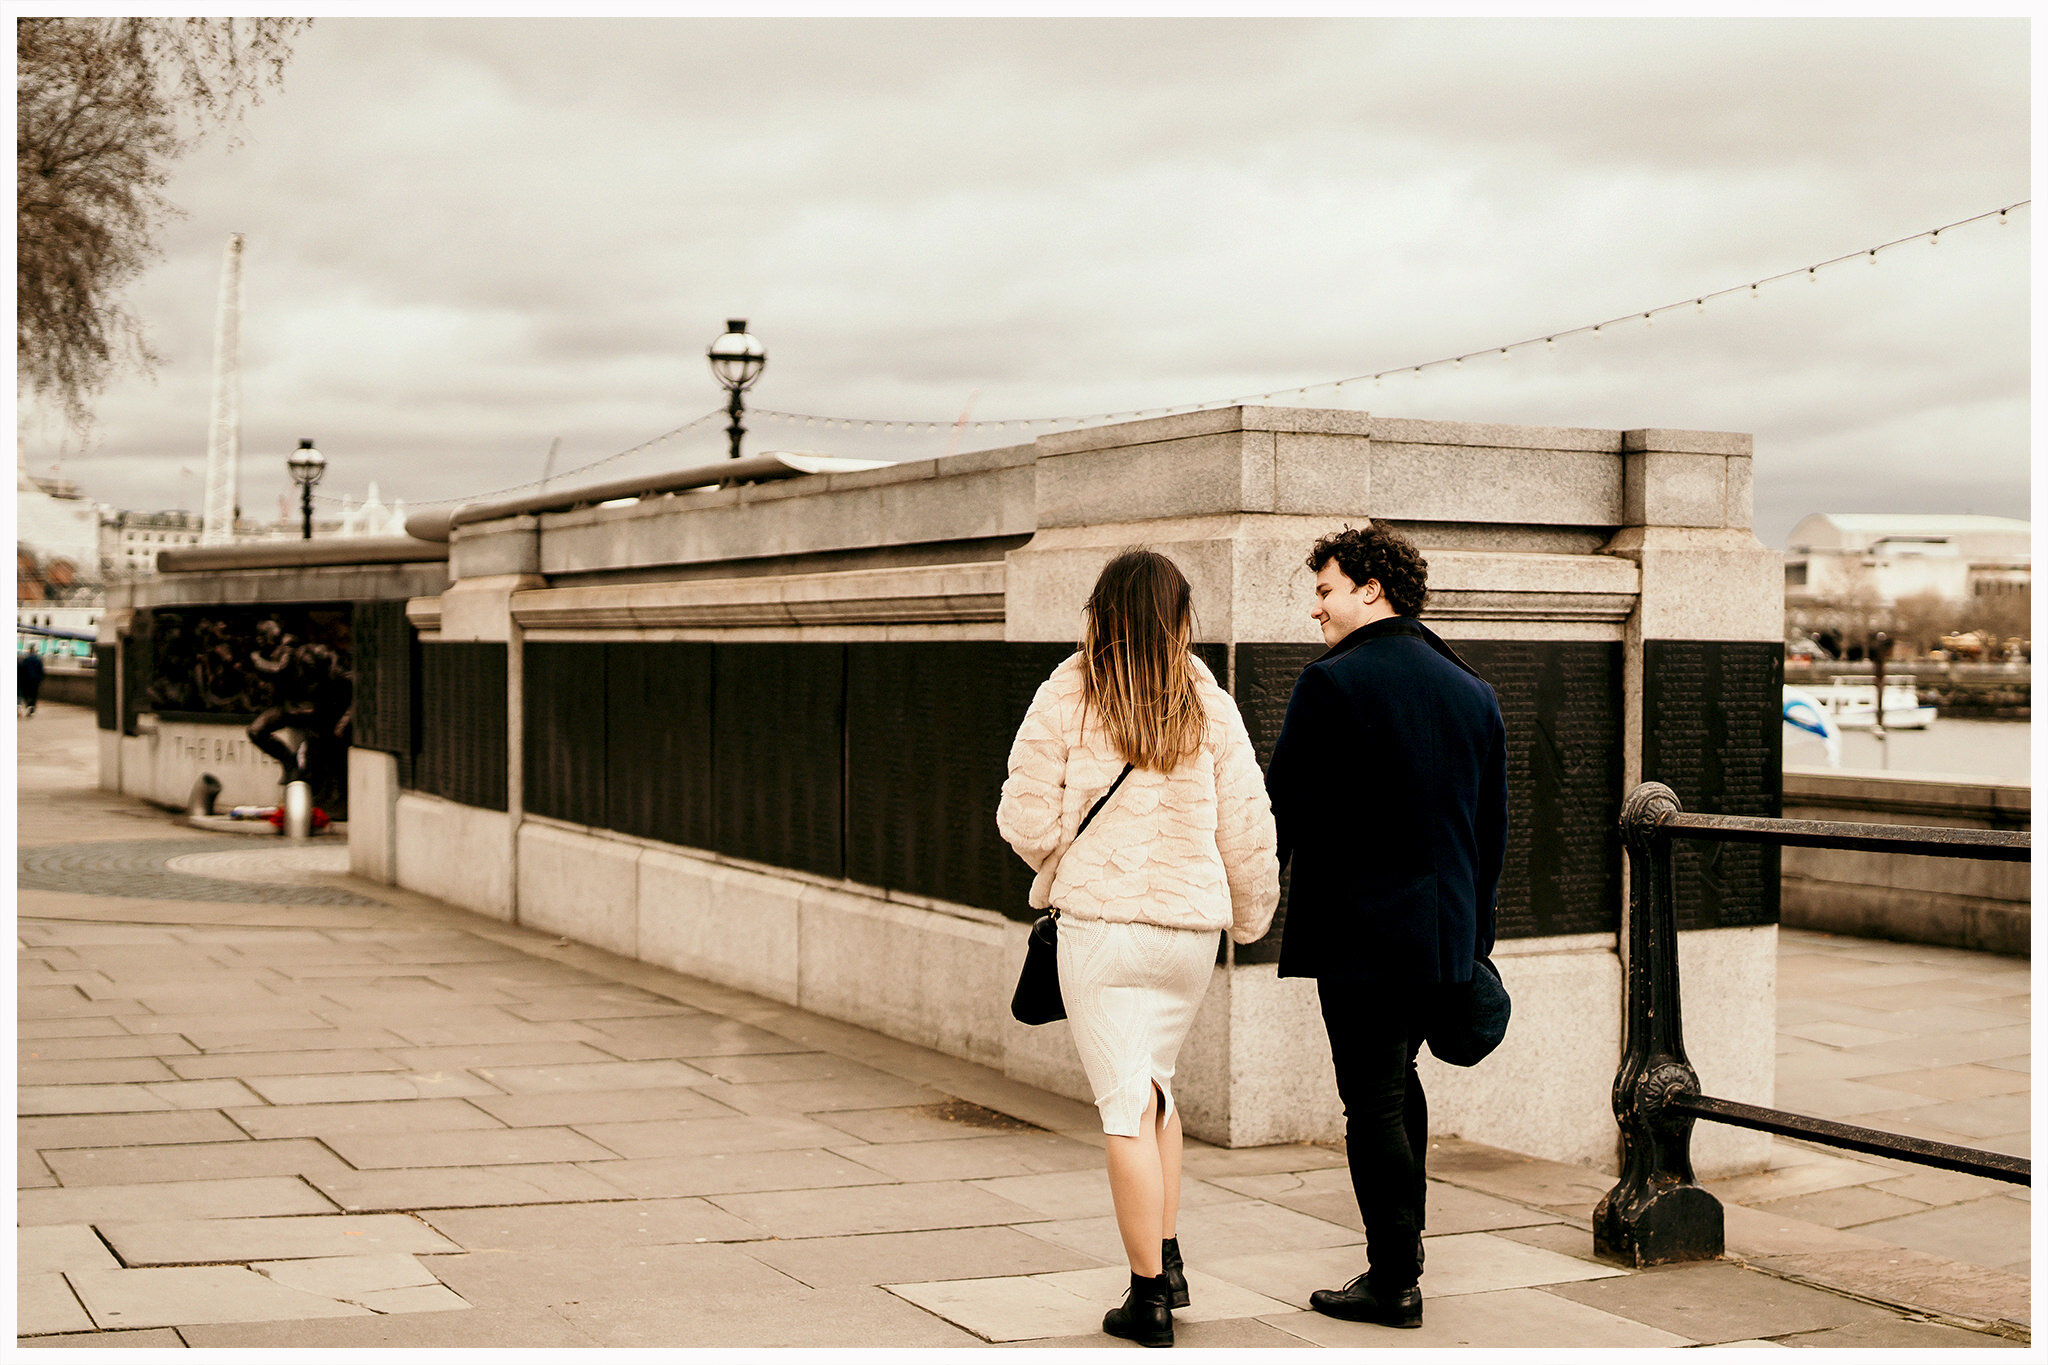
left=510, top=561, right=1005, bottom=631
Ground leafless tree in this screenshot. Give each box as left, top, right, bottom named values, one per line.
left=17, top=17, right=310, bottom=430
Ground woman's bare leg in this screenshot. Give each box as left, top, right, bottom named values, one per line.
left=1158, top=1100, right=1183, bottom=1239
left=1103, top=1084, right=1165, bottom=1276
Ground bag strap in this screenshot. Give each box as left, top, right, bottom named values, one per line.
left=1076, top=762, right=1135, bottom=840
left=1047, top=762, right=1134, bottom=918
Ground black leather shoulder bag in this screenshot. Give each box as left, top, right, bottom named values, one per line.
left=1010, top=762, right=1135, bottom=1026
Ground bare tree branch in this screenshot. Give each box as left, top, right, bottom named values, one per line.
left=16, top=17, right=312, bottom=431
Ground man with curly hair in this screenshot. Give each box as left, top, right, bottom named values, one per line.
left=1264, top=522, right=1509, bottom=1329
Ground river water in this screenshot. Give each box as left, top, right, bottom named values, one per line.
left=1784, top=718, right=2031, bottom=784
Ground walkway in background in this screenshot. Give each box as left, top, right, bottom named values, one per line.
left=17, top=706, right=2029, bottom=1347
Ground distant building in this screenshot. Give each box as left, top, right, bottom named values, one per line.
left=1783, top=513, right=2030, bottom=607
left=102, top=509, right=206, bottom=580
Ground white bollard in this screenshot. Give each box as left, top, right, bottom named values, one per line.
left=281, top=780, right=314, bottom=838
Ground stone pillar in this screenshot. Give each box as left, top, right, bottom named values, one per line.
left=396, top=571, right=539, bottom=922
left=1604, top=430, right=1782, bottom=1175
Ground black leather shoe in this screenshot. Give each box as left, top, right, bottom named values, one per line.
left=1103, top=1272, right=1175, bottom=1347
left=1308, top=1274, right=1422, bottom=1327
left=1161, top=1237, right=1189, bottom=1310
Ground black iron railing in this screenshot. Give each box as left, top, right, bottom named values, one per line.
left=1594, top=781, right=2031, bottom=1267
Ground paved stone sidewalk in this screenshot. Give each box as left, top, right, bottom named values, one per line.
left=15, top=707, right=2030, bottom=1347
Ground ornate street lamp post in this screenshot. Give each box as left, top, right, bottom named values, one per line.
left=286, top=439, right=325, bottom=539
left=707, top=319, right=766, bottom=461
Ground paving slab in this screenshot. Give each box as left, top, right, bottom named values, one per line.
left=686, top=1050, right=867, bottom=1084
left=883, top=1271, right=1110, bottom=1342
left=419, top=1240, right=798, bottom=1308
left=585, top=1014, right=812, bottom=1058
left=353, top=1283, right=470, bottom=1313
left=178, top=1303, right=600, bottom=1348
left=419, top=1195, right=768, bottom=1250
left=719, top=1073, right=953, bottom=1113
left=966, top=1166, right=1245, bottom=1222
left=222, top=1096, right=505, bottom=1139
left=581, top=1146, right=893, bottom=1199
left=1000, top=1316, right=1319, bottom=1348
left=17, top=1225, right=122, bottom=1274
left=1776, top=1317, right=2025, bottom=1348
left=1036, top=1264, right=1296, bottom=1323
left=242, top=1070, right=504, bottom=1105
left=176, top=1026, right=413, bottom=1053
left=1021, top=1196, right=1361, bottom=1268
left=321, top=1124, right=619, bottom=1169
left=20, top=1147, right=59, bottom=1188
left=809, top=1101, right=1040, bottom=1144
left=250, top=1252, right=440, bottom=1298
left=99, top=1213, right=460, bottom=1265
left=16, top=1327, right=188, bottom=1347
left=377, top=1041, right=617, bottom=1070
left=1172, top=1142, right=1350, bottom=1179
left=19, top=1019, right=133, bottom=1040
left=748, top=1224, right=1106, bottom=1288
left=1264, top=1284, right=1698, bottom=1348
left=817, top=1130, right=1107, bottom=1181
left=307, top=1162, right=630, bottom=1212
left=708, top=1178, right=1047, bottom=1239
left=19, top=1176, right=336, bottom=1227
left=19, top=1110, right=248, bottom=1152
left=1862, top=1063, right=2033, bottom=1102
left=142, top=1079, right=268, bottom=1109
left=40, top=1136, right=352, bottom=1187
left=568, top=1111, right=856, bottom=1160
left=553, top=1282, right=983, bottom=1347
left=18, top=1034, right=199, bottom=1061
left=164, top=1048, right=409, bottom=1080
left=468, top=1059, right=714, bottom=1093
left=18, top=1273, right=96, bottom=1337
left=64, top=1265, right=369, bottom=1330
left=1754, top=1183, right=1931, bottom=1229
left=18, top=1058, right=180, bottom=1086
left=1543, top=1260, right=1908, bottom=1344
left=1867, top=1166, right=2019, bottom=1207
left=1743, top=1245, right=2033, bottom=1330
left=466, top=1084, right=741, bottom=1128
left=114, top=1010, right=338, bottom=1035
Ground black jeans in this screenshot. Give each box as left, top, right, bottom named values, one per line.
left=1318, top=978, right=1432, bottom=1288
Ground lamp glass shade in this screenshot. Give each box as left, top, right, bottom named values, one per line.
left=708, top=320, right=766, bottom=391
left=287, top=444, right=326, bottom=486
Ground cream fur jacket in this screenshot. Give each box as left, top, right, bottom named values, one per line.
left=996, top=652, right=1280, bottom=944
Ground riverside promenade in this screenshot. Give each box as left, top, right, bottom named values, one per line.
left=18, top=704, right=2029, bottom=1348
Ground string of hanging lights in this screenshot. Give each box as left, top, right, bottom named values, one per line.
left=745, top=199, right=2027, bottom=434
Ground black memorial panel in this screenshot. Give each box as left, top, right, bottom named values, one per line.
left=1642, top=639, right=1783, bottom=931
left=120, top=613, right=153, bottom=737
left=711, top=643, right=845, bottom=879
left=845, top=641, right=1073, bottom=921
left=1233, top=638, right=1623, bottom=962
left=350, top=601, right=416, bottom=757
left=523, top=642, right=606, bottom=825
left=1460, top=641, right=1623, bottom=941
left=1232, top=643, right=1321, bottom=963
left=606, top=642, right=716, bottom=849
left=413, top=642, right=507, bottom=811
left=95, top=643, right=118, bottom=730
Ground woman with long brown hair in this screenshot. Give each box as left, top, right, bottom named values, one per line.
left=998, top=548, right=1279, bottom=1347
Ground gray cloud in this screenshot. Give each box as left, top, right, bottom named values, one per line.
left=33, top=16, right=2027, bottom=552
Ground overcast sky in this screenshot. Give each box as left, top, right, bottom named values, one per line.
left=19, top=14, right=2030, bottom=549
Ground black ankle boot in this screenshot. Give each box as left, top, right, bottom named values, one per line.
left=1104, top=1271, right=1175, bottom=1347
left=1161, top=1237, right=1189, bottom=1310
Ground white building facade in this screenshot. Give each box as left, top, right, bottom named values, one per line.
left=1783, top=513, right=2031, bottom=607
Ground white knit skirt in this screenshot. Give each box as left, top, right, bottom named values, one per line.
left=1056, top=916, right=1218, bottom=1137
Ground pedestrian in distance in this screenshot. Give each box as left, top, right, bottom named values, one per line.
left=18, top=642, right=47, bottom=716
left=999, top=548, right=1279, bottom=1348
left=1265, top=523, right=1508, bottom=1330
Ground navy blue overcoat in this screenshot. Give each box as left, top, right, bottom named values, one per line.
left=1264, top=615, right=1508, bottom=985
